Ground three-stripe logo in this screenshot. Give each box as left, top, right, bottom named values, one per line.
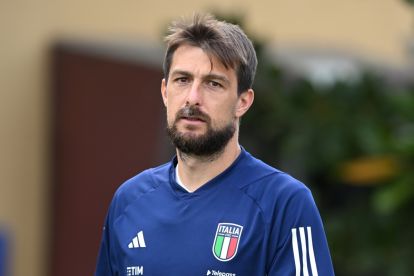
left=292, top=227, right=318, bottom=276
left=128, top=231, right=146, bottom=248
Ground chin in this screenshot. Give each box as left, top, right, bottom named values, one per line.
left=178, top=124, right=207, bottom=134
left=180, top=130, right=206, bottom=139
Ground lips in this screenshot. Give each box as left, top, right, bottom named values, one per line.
left=180, top=116, right=205, bottom=122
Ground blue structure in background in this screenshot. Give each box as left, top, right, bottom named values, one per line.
left=0, top=229, right=8, bottom=276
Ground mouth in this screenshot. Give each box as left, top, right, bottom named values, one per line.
left=180, top=116, right=206, bottom=122
left=175, top=106, right=210, bottom=125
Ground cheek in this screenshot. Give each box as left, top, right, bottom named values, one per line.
left=222, top=100, right=238, bottom=117
left=165, top=97, right=177, bottom=116
left=212, top=103, right=237, bottom=126
left=166, top=108, right=176, bottom=124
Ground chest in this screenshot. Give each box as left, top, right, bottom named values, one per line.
left=112, top=189, right=268, bottom=276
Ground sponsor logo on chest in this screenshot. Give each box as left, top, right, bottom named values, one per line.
left=206, top=269, right=236, bottom=276
left=212, top=223, right=243, bottom=262
left=126, top=266, right=143, bottom=276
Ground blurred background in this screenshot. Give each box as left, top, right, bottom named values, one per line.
left=0, top=0, right=413, bottom=275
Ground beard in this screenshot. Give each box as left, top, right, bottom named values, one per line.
left=166, top=105, right=236, bottom=157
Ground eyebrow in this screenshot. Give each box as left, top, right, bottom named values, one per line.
left=170, top=70, right=230, bottom=86
left=170, top=70, right=192, bottom=78
left=206, top=73, right=230, bottom=86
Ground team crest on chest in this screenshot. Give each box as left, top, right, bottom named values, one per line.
left=212, top=223, right=243, bottom=262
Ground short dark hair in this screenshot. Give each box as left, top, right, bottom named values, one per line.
left=163, top=13, right=257, bottom=94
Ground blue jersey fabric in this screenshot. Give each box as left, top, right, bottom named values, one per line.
left=95, top=148, right=334, bottom=276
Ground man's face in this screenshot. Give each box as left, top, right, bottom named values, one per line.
left=161, top=44, right=247, bottom=157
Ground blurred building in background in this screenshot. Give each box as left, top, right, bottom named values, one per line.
left=0, top=0, right=413, bottom=276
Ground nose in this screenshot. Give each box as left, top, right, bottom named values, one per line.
left=186, top=81, right=203, bottom=106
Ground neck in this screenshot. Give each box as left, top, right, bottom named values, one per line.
left=176, top=135, right=241, bottom=192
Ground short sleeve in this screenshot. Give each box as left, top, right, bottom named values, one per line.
left=95, top=213, right=115, bottom=276
left=95, top=194, right=122, bottom=276
left=267, top=188, right=335, bottom=276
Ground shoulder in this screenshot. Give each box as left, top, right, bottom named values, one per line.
left=110, top=162, right=170, bottom=215
left=237, top=151, right=309, bottom=195
left=236, top=152, right=313, bottom=222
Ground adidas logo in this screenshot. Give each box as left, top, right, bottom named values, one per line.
left=128, top=231, right=146, bottom=248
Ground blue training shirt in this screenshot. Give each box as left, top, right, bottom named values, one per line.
left=95, top=148, right=334, bottom=276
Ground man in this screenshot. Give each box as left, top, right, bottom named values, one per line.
left=96, top=14, right=334, bottom=276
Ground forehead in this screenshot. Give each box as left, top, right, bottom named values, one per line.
left=170, top=44, right=237, bottom=79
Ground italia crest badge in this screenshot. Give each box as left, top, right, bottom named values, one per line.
left=212, top=223, right=243, bottom=262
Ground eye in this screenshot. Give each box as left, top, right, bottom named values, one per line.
left=173, top=77, right=190, bottom=85
left=208, top=80, right=223, bottom=88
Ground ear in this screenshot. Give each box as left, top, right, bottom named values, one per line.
left=235, top=89, right=254, bottom=118
left=161, top=78, right=167, bottom=107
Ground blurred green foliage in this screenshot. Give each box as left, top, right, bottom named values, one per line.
left=243, top=62, right=414, bottom=275
left=214, top=13, right=414, bottom=276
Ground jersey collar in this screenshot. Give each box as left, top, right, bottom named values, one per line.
left=168, top=147, right=248, bottom=197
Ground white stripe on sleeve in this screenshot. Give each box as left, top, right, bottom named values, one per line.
left=307, top=227, right=318, bottom=276
left=299, top=227, right=309, bottom=276
left=291, top=228, right=301, bottom=276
